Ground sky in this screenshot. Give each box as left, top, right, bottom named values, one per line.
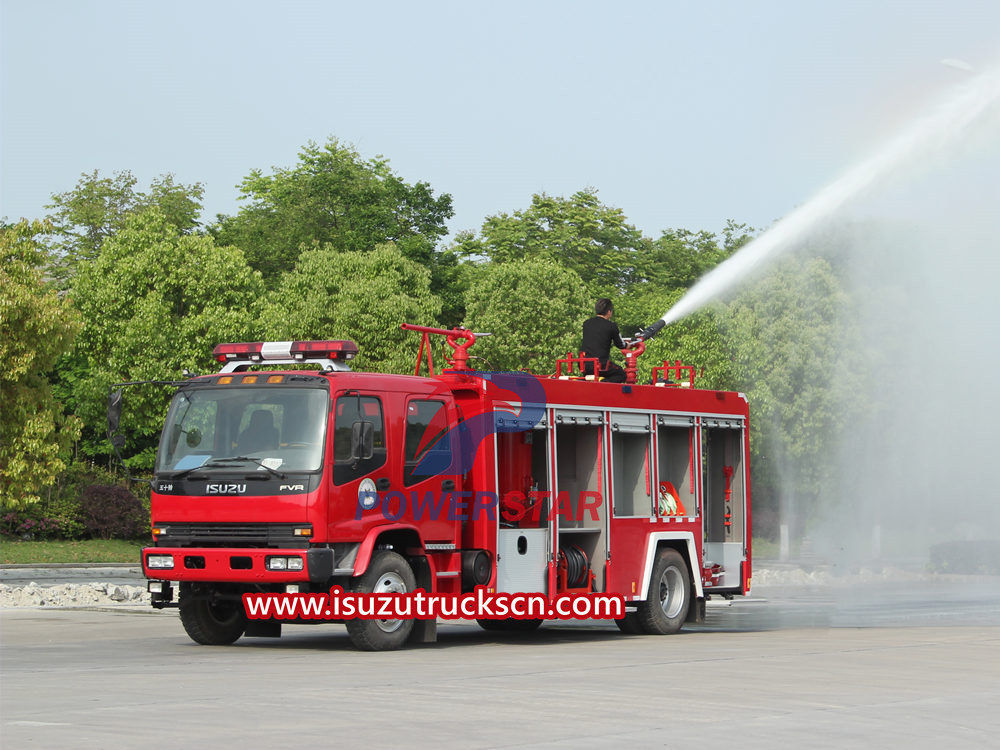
left=3, top=0, right=1000, bottom=240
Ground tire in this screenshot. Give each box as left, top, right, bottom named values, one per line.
left=636, top=548, right=691, bottom=635
left=178, top=585, right=247, bottom=645
left=615, top=611, right=643, bottom=634
left=346, top=550, right=416, bottom=651
left=476, top=618, right=544, bottom=632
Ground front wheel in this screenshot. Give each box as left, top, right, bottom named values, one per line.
left=636, top=548, right=691, bottom=635
left=346, top=550, right=416, bottom=651
left=178, top=585, right=247, bottom=645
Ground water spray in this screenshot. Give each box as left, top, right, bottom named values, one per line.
left=657, top=60, right=1000, bottom=327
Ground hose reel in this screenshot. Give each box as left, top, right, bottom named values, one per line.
left=558, top=543, right=592, bottom=591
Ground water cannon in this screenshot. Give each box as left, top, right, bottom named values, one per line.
left=635, top=319, right=666, bottom=341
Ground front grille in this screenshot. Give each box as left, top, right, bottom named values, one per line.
left=155, top=523, right=309, bottom=548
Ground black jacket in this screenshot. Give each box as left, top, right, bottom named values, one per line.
left=581, top=316, right=625, bottom=365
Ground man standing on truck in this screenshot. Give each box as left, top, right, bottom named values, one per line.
left=581, top=298, right=627, bottom=383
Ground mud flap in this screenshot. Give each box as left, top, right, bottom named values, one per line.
left=686, top=597, right=706, bottom=624
left=408, top=617, right=438, bottom=643
left=406, top=554, right=437, bottom=642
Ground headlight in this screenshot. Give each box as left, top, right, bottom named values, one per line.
left=147, top=555, right=174, bottom=569
left=266, top=556, right=304, bottom=571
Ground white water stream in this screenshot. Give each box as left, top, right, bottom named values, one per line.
left=657, top=62, right=1000, bottom=567
left=660, top=63, right=1000, bottom=326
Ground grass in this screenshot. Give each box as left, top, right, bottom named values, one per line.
left=0, top=538, right=146, bottom=565
left=751, top=537, right=781, bottom=560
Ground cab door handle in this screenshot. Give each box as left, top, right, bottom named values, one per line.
left=376, top=477, right=391, bottom=491
left=441, top=479, right=456, bottom=491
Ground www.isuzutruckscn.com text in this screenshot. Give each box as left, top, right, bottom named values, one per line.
left=243, top=586, right=625, bottom=621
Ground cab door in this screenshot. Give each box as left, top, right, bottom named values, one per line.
left=401, top=395, right=461, bottom=543
left=331, top=392, right=390, bottom=536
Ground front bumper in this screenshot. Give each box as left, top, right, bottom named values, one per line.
left=142, top=546, right=334, bottom=584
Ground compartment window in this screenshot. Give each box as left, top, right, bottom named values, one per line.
left=611, top=432, right=652, bottom=517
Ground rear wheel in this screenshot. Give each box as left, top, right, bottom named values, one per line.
left=346, top=551, right=416, bottom=651
left=178, top=585, right=246, bottom=645
left=636, top=548, right=691, bottom=635
left=614, top=611, right=643, bottom=634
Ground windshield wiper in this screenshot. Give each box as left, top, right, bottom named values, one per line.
left=170, top=456, right=287, bottom=480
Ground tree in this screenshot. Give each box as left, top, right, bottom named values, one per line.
left=0, top=221, right=82, bottom=507
left=450, top=189, right=650, bottom=295
left=263, top=243, right=442, bottom=374
left=718, top=254, right=851, bottom=539
left=62, top=210, right=264, bottom=466
left=213, top=138, right=454, bottom=282
left=46, top=170, right=204, bottom=286
left=633, top=220, right=756, bottom=292
left=462, top=259, right=590, bottom=373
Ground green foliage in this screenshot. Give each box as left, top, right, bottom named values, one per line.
left=431, top=247, right=472, bottom=328
left=48, top=463, right=124, bottom=539
left=45, top=170, right=204, bottom=286
left=719, top=254, right=851, bottom=536
left=928, top=541, right=1000, bottom=575
left=0, top=462, right=144, bottom=541
left=1, top=509, right=62, bottom=540
left=263, top=243, right=443, bottom=374
left=452, top=189, right=649, bottom=295
left=213, top=138, right=454, bottom=282
left=61, top=210, right=264, bottom=466
left=0, top=221, right=82, bottom=508
left=462, top=259, right=590, bottom=373
left=1, top=486, right=84, bottom=540
left=79, top=483, right=146, bottom=540
left=635, top=221, right=756, bottom=291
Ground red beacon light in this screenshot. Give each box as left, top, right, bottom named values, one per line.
left=212, top=340, right=359, bottom=372
left=289, top=340, right=358, bottom=361
left=213, top=342, right=265, bottom=363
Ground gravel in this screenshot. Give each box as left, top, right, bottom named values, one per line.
left=0, top=581, right=148, bottom=609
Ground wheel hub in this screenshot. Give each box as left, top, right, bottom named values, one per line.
left=373, top=571, right=407, bottom=633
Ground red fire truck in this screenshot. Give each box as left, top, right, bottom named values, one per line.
left=120, top=326, right=751, bottom=650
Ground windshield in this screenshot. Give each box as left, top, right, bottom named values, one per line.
left=156, top=385, right=328, bottom=475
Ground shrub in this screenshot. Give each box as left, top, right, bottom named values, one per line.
left=0, top=509, right=61, bottom=540
left=929, top=541, right=1000, bottom=576
left=45, top=492, right=87, bottom=539
left=79, top=484, right=146, bottom=540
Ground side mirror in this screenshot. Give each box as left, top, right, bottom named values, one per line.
left=107, top=389, right=124, bottom=435
left=351, top=421, right=374, bottom=460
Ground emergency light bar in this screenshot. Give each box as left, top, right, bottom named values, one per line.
left=213, top=340, right=359, bottom=364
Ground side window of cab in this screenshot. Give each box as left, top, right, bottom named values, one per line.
left=403, top=399, right=451, bottom=485
left=333, top=395, right=386, bottom=485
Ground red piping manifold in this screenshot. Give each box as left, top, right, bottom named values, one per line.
left=401, top=324, right=477, bottom=373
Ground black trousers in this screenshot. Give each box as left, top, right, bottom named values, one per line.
left=584, top=359, right=626, bottom=383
